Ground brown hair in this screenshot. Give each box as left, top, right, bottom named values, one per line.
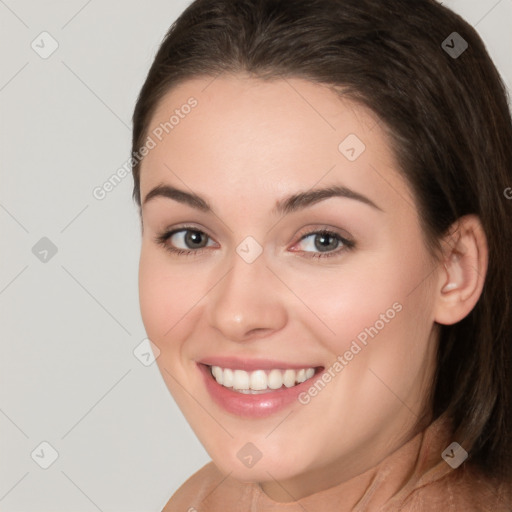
left=131, top=0, right=512, bottom=483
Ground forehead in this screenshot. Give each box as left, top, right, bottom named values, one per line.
left=139, top=74, right=415, bottom=214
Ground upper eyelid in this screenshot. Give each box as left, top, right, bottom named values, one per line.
left=166, top=225, right=219, bottom=244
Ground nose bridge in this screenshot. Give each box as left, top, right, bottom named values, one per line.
left=207, top=240, right=287, bottom=340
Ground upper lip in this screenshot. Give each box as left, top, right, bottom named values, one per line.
left=198, top=356, right=323, bottom=372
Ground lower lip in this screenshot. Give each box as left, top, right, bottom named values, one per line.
left=197, top=363, right=323, bottom=418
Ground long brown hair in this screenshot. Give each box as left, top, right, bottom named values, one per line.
left=131, top=0, right=512, bottom=483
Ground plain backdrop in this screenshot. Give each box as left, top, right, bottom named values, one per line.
left=1, top=1, right=511, bottom=511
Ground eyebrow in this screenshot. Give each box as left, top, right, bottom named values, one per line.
left=142, top=183, right=383, bottom=215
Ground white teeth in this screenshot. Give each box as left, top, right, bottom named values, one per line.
left=250, top=370, right=267, bottom=391
left=283, top=369, right=296, bottom=388
left=268, top=369, right=283, bottom=389
left=210, top=365, right=317, bottom=392
left=211, top=366, right=223, bottom=385
left=233, top=369, right=250, bottom=390
left=223, top=368, right=233, bottom=387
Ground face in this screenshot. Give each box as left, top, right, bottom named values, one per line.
left=138, top=75, right=441, bottom=501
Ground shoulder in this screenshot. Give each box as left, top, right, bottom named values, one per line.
left=161, top=462, right=220, bottom=512
left=161, top=461, right=255, bottom=512
left=399, top=464, right=512, bottom=512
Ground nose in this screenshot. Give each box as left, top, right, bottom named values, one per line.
left=206, top=248, right=288, bottom=342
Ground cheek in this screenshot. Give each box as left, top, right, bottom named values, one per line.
left=296, top=260, right=436, bottom=446
left=321, top=247, right=436, bottom=405
left=138, top=248, right=202, bottom=403
left=285, top=243, right=436, bottom=401
left=139, top=250, right=167, bottom=339
left=284, top=253, right=423, bottom=354
left=138, top=245, right=192, bottom=344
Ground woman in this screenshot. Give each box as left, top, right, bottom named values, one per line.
left=131, top=0, right=512, bottom=509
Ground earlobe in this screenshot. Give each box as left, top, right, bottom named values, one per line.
left=434, top=215, right=488, bottom=325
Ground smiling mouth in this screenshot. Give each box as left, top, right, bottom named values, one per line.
left=207, top=365, right=322, bottom=394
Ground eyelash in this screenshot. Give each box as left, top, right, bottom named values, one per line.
left=154, top=225, right=356, bottom=260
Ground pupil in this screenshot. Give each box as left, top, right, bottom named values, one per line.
left=186, top=230, right=205, bottom=248
left=316, top=232, right=337, bottom=252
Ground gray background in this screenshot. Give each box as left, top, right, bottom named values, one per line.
left=1, top=1, right=511, bottom=511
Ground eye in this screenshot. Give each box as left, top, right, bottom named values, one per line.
left=154, top=225, right=355, bottom=259
left=155, top=226, right=216, bottom=257
left=291, top=229, right=355, bottom=259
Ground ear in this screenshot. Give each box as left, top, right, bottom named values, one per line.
left=433, top=214, right=488, bottom=325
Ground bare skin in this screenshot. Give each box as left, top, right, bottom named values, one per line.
left=137, top=74, right=488, bottom=502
